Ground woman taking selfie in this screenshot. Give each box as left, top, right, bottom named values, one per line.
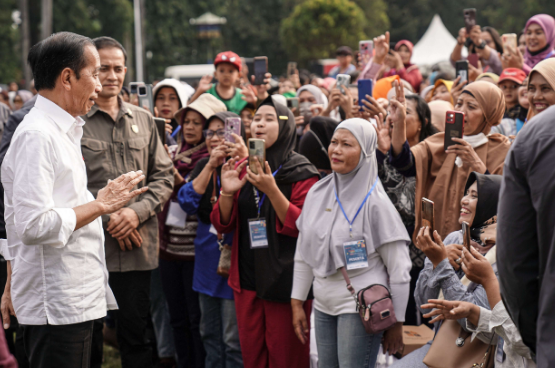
left=292, top=119, right=411, bottom=368
left=159, top=94, right=227, bottom=368
left=374, top=94, right=437, bottom=325
left=526, top=58, right=555, bottom=120
left=178, top=111, right=246, bottom=368
left=210, top=96, right=319, bottom=368
left=392, top=173, right=502, bottom=367
left=387, top=81, right=510, bottom=239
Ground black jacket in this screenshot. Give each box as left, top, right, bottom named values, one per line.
left=497, top=105, right=555, bottom=365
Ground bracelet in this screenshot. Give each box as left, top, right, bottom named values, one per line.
left=220, top=190, right=234, bottom=197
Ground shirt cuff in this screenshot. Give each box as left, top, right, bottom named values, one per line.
left=52, top=207, right=77, bottom=248
left=0, top=239, right=13, bottom=261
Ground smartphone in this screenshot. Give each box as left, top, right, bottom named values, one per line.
left=464, top=8, right=476, bottom=34
left=129, top=81, right=145, bottom=95
left=358, top=79, right=373, bottom=111
left=138, top=84, right=154, bottom=112
left=462, top=221, right=471, bottom=251
left=287, top=62, right=297, bottom=78
left=502, top=33, right=517, bottom=54
left=153, top=117, right=167, bottom=145
left=455, top=60, right=469, bottom=83
left=224, top=117, right=242, bottom=143
left=286, top=97, right=300, bottom=116
left=359, top=40, right=374, bottom=68
left=444, top=110, right=465, bottom=150
left=467, top=53, right=479, bottom=68
left=336, top=74, right=351, bottom=95
left=248, top=138, right=266, bottom=174
left=421, top=198, right=435, bottom=234
left=253, top=56, right=268, bottom=86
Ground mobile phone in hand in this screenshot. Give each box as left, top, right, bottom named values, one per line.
left=286, top=98, right=300, bottom=117
left=138, top=84, right=154, bottom=112
left=153, top=118, right=167, bottom=145
left=455, top=60, right=469, bottom=83
left=462, top=221, right=471, bottom=251
left=359, top=40, right=374, bottom=68
left=336, top=74, right=351, bottom=95
left=464, top=8, right=476, bottom=35
left=225, top=117, right=242, bottom=143
left=444, top=111, right=465, bottom=150
left=248, top=138, right=266, bottom=174
left=287, top=62, right=297, bottom=78
left=421, top=198, right=435, bottom=234
left=253, top=57, right=268, bottom=86
left=357, top=79, right=373, bottom=111
left=502, top=33, right=517, bottom=54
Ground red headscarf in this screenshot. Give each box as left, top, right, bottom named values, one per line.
left=395, top=40, right=414, bottom=67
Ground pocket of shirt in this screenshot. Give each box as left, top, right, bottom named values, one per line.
left=127, top=136, right=150, bottom=172
left=82, top=138, right=112, bottom=187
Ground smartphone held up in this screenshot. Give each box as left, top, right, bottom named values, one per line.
left=421, top=198, right=435, bottom=234
left=253, top=56, right=268, bottom=86
left=336, top=74, right=351, bottom=94
left=224, top=117, right=242, bottom=143
left=359, top=40, right=374, bottom=69
left=444, top=110, right=465, bottom=150
left=248, top=138, right=266, bottom=174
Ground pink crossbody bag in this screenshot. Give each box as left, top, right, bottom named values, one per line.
left=340, top=267, right=397, bottom=334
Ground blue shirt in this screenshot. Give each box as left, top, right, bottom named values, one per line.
left=178, top=181, right=234, bottom=300
left=328, top=64, right=356, bottom=78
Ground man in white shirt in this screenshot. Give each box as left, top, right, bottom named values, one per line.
left=0, top=31, right=149, bottom=368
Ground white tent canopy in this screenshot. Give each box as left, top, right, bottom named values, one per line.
left=412, top=14, right=467, bottom=65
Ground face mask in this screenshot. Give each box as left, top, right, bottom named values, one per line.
left=299, top=102, right=313, bottom=121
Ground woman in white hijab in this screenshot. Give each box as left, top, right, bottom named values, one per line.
left=291, top=118, right=411, bottom=368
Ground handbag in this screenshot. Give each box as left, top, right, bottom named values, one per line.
left=210, top=171, right=231, bottom=278
left=340, top=267, right=397, bottom=334
left=423, top=319, right=495, bottom=368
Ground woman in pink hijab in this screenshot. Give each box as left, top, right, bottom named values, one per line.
left=383, top=40, right=423, bottom=93
left=522, top=14, right=555, bottom=73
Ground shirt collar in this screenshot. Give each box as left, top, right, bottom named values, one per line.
left=86, top=95, right=132, bottom=120
left=35, top=94, right=80, bottom=134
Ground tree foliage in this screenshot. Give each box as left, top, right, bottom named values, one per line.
left=0, top=0, right=20, bottom=83
left=280, top=0, right=367, bottom=63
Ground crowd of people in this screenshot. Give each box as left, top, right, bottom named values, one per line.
left=0, top=10, right=554, bottom=368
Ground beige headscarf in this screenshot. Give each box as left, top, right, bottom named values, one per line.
left=526, top=58, right=555, bottom=121
left=411, top=82, right=510, bottom=240
left=428, top=100, right=454, bottom=132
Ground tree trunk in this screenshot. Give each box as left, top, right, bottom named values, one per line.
left=20, top=0, right=32, bottom=89
left=40, top=0, right=52, bottom=40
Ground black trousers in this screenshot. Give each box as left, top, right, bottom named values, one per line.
left=21, top=321, right=94, bottom=368
left=109, top=270, right=152, bottom=368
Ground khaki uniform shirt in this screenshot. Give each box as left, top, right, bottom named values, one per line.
left=82, top=99, right=173, bottom=272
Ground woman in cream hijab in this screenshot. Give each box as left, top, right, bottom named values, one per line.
left=291, top=119, right=411, bottom=368
left=526, top=58, right=555, bottom=121
left=386, top=81, right=511, bottom=240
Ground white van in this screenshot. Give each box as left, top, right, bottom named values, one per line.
left=164, top=64, right=216, bottom=87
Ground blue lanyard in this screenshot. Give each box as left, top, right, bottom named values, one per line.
left=254, top=165, right=282, bottom=219
left=334, top=177, right=379, bottom=238
left=172, top=125, right=181, bottom=138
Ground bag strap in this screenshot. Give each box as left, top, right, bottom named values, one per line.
left=209, top=171, right=224, bottom=243
left=340, top=267, right=359, bottom=307
left=306, top=130, right=328, bottom=156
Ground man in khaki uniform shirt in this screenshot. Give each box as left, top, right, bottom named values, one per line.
left=81, top=37, right=173, bottom=368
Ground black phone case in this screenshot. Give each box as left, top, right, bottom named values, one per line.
left=455, top=61, right=469, bottom=83
left=444, top=112, right=464, bottom=150
left=253, top=59, right=267, bottom=86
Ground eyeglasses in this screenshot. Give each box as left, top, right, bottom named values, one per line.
left=203, top=129, right=225, bottom=139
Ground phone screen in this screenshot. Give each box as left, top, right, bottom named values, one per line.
left=254, top=58, right=267, bottom=85
left=456, top=61, right=468, bottom=83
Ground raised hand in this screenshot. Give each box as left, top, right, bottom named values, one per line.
left=415, top=227, right=448, bottom=268
left=97, top=171, right=148, bottom=215
left=421, top=299, right=480, bottom=325
left=220, top=157, right=248, bottom=195
left=450, top=76, right=467, bottom=105
left=197, top=75, right=214, bottom=94
left=461, top=245, right=496, bottom=285
left=373, top=113, right=391, bottom=154
left=389, top=81, right=406, bottom=127
left=373, top=32, right=390, bottom=65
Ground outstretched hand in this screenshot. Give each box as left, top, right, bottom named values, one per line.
left=97, top=171, right=148, bottom=215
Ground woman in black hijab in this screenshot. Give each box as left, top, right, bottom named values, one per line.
left=210, top=96, right=319, bottom=368
left=298, top=116, right=338, bottom=177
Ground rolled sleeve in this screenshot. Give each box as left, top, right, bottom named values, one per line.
left=51, top=208, right=77, bottom=245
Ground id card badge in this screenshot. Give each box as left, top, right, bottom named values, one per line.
left=248, top=218, right=269, bottom=249
left=343, top=239, right=369, bottom=270
left=165, top=201, right=187, bottom=228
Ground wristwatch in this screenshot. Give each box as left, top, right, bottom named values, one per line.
left=475, top=41, right=486, bottom=50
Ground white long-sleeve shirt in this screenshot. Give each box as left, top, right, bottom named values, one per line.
left=467, top=302, right=536, bottom=368
left=292, top=240, right=411, bottom=320
left=0, top=95, right=117, bottom=325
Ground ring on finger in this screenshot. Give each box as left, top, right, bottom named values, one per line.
left=455, top=258, right=462, bottom=264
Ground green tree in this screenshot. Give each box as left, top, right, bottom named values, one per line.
left=353, top=0, right=390, bottom=38
left=0, top=0, right=21, bottom=83
left=280, top=0, right=367, bottom=64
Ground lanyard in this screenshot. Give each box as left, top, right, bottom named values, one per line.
left=252, top=165, right=282, bottom=219
left=334, top=177, right=379, bottom=238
